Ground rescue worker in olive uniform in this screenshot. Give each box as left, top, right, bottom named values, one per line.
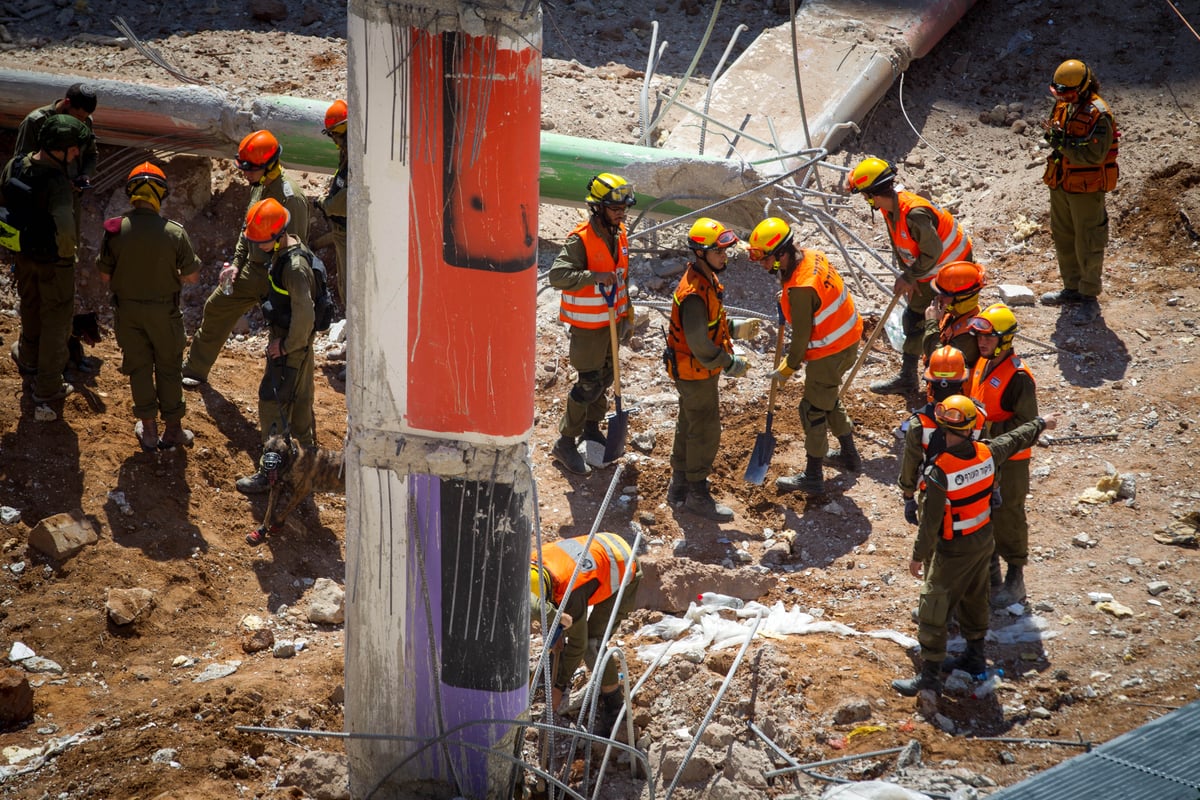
left=548, top=173, right=635, bottom=475
left=893, top=397, right=1056, bottom=699
left=235, top=199, right=320, bottom=496
left=747, top=218, right=863, bottom=496
left=97, top=162, right=201, bottom=451
left=1040, top=59, right=1118, bottom=326
left=967, top=303, right=1039, bottom=607
left=182, top=130, right=310, bottom=387
left=14, top=82, right=99, bottom=192
left=663, top=218, right=758, bottom=522
left=2, top=116, right=92, bottom=405
left=846, top=158, right=973, bottom=395
left=531, top=532, right=640, bottom=735
left=316, top=99, right=348, bottom=309
left=923, top=260, right=985, bottom=368
left=898, top=345, right=983, bottom=530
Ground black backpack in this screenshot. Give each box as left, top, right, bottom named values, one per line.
left=0, top=156, right=58, bottom=262
left=309, top=252, right=334, bottom=333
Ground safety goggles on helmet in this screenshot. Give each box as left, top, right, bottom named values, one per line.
left=1048, top=82, right=1080, bottom=102
left=934, top=400, right=974, bottom=428
left=967, top=316, right=999, bottom=336
left=237, top=156, right=270, bottom=171
left=600, top=184, right=634, bottom=207
left=704, top=230, right=739, bottom=250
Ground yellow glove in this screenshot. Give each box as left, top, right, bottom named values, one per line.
left=768, top=360, right=796, bottom=383
left=732, top=318, right=763, bottom=340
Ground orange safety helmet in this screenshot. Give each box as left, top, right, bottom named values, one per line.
left=236, top=130, right=282, bottom=171
left=125, top=161, right=169, bottom=200
left=934, top=394, right=979, bottom=431
left=323, top=99, right=348, bottom=136
left=933, top=261, right=985, bottom=300
left=924, top=345, right=968, bottom=383
left=243, top=198, right=291, bottom=243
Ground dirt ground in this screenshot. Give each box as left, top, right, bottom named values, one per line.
left=2, top=0, right=1200, bottom=798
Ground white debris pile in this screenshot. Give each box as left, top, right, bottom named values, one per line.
left=634, top=600, right=918, bottom=664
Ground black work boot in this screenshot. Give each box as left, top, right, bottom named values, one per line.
left=592, top=687, right=624, bottom=737
left=993, top=564, right=1026, bottom=607
left=826, top=433, right=862, bottom=472
left=1039, top=287, right=1083, bottom=306
left=776, top=456, right=825, bottom=495
left=892, top=660, right=942, bottom=697
left=941, top=638, right=987, bottom=677
left=551, top=435, right=590, bottom=475
left=870, top=353, right=919, bottom=395
left=236, top=471, right=271, bottom=495
left=581, top=420, right=606, bottom=446
left=666, top=470, right=688, bottom=506
left=683, top=479, right=734, bottom=522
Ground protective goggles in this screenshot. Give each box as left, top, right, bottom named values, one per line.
left=593, top=176, right=636, bottom=207
left=323, top=122, right=347, bottom=137
left=967, top=316, right=999, bottom=336
left=236, top=157, right=270, bottom=171
left=698, top=230, right=739, bottom=251
left=934, top=402, right=973, bottom=427
left=1049, top=83, right=1080, bottom=100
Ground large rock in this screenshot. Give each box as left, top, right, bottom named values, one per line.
left=636, top=557, right=775, bottom=613
left=279, top=751, right=349, bottom=800
left=28, top=509, right=98, bottom=561
left=0, top=668, right=34, bottom=726
left=106, top=587, right=155, bottom=626
left=307, top=578, right=345, bottom=625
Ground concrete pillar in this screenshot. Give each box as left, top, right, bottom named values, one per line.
left=343, top=1, right=540, bottom=797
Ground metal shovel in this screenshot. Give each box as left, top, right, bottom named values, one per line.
left=600, top=283, right=629, bottom=462
left=839, top=290, right=902, bottom=401
left=744, top=306, right=787, bottom=485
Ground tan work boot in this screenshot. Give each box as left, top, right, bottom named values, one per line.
left=135, top=419, right=160, bottom=451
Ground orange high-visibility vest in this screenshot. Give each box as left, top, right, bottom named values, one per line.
left=537, top=532, right=637, bottom=606
left=883, top=193, right=972, bottom=278
left=931, top=442, right=995, bottom=540
left=1043, top=94, right=1119, bottom=193
left=780, top=249, right=863, bottom=361
left=665, top=265, right=731, bottom=381
left=559, top=220, right=629, bottom=329
left=968, top=353, right=1036, bottom=461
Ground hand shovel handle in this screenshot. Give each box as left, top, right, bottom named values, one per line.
left=839, top=290, right=902, bottom=401
left=598, top=281, right=623, bottom=400
left=764, top=303, right=786, bottom=431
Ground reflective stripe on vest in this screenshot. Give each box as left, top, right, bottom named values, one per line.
left=968, top=353, right=1036, bottom=461
left=666, top=265, right=731, bottom=380
left=780, top=249, right=863, bottom=361
left=538, top=532, right=637, bottom=606
left=559, top=220, right=630, bottom=329
left=884, top=193, right=972, bottom=276
left=934, top=442, right=994, bottom=540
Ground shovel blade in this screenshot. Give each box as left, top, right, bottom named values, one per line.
left=743, top=431, right=776, bottom=485
left=602, top=410, right=629, bottom=463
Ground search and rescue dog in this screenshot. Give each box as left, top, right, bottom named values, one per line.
left=246, top=434, right=345, bottom=546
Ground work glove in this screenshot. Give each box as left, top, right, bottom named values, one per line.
left=723, top=355, right=749, bottom=378
left=1043, top=127, right=1065, bottom=151
left=768, top=360, right=795, bottom=383
left=731, top=318, right=763, bottom=340
left=904, top=498, right=919, bottom=526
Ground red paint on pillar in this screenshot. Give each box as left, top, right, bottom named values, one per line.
left=407, top=28, right=539, bottom=438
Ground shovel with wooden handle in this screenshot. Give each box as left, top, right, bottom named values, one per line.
left=599, top=282, right=629, bottom=463
left=744, top=305, right=787, bottom=485
left=839, top=290, right=902, bottom=401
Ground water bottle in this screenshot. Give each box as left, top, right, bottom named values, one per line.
left=219, top=261, right=234, bottom=295
left=697, top=592, right=744, bottom=609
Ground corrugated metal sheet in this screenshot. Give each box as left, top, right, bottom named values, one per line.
left=988, top=700, right=1200, bottom=799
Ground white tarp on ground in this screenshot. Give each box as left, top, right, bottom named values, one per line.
left=635, top=600, right=919, bottom=663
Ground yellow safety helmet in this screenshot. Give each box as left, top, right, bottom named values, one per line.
left=586, top=172, right=636, bottom=208
left=747, top=217, right=794, bottom=264
left=846, top=157, right=897, bottom=195
left=934, top=394, right=979, bottom=431
left=687, top=217, right=738, bottom=252
left=1051, top=59, right=1092, bottom=100
left=529, top=564, right=551, bottom=614
left=968, top=302, right=1019, bottom=353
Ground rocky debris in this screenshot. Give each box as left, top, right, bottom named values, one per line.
left=242, top=627, right=275, bottom=654
left=27, top=509, right=97, bottom=561
left=279, top=751, right=350, bottom=800
left=105, top=587, right=154, bottom=625
left=0, top=667, right=34, bottom=726
left=307, top=577, right=345, bottom=624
